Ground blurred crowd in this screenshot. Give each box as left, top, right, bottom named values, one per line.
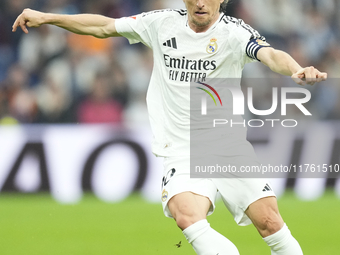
left=0, top=0, right=339, bottom=125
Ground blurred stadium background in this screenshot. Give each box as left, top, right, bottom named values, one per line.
left=0, top=0, right=339, bottom=254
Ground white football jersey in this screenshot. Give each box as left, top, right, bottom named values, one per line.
left=115, top=9, right=263, bottom=157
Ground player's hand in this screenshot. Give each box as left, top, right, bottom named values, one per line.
left=291, top=66, right=327, bottom=86
left=12, top=8, right=46, bottom=34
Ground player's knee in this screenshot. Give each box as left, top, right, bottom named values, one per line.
left=175, top=214, right=206, bottom=230
left=256, top=211, right=283, bottom=237
left=175, top=215, right=196, bottom=230
left=174, top=204, right=205, bottom=230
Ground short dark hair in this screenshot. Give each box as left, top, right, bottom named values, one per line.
left=219, top=0, right=230, bottom=13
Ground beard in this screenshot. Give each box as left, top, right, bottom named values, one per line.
left=192, top=17, right=212, bottom=28
left=190, top=9, right=219, bottom=29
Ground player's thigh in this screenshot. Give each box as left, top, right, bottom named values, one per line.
left=168, top=191, right=211, bottom=228
left=245, top=196, right=284, bottom=237
left=162, top=156, right=217, bottom=220
left=212, top=178, right=276, bottom=226
left=168, top=191, right=212, bottom=219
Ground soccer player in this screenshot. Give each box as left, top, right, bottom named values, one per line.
left=12, top=1, right=327, bottom=254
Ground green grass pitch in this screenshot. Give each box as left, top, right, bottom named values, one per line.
left=0, top=190, right=339, bottom=254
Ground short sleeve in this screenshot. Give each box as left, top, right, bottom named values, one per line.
left=225, top=17, right=269, bottom=64
left=115, top=10, right=166, bottom=49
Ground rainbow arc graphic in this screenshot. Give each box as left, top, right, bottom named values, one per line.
left=196, top=82, right=223, bottom=106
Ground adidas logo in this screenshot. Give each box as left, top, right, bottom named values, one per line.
left=163, top=37, right=177, bottom=49
left=262, top=183, right=272, bottom=192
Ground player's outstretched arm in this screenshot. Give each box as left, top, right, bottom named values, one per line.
left=12, top=8, right=120, bottom=38
left=257, top=47, right=327, bottom=85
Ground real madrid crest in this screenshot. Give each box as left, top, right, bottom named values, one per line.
left=162, top=189, right=168, bottom=202
left=206, top=38, right=218, bottom=54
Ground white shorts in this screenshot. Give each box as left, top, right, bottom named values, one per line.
left=161, top=156, right=276, bottom=226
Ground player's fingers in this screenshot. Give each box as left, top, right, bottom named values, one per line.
left=294, top=68, right=306, bottom=76
left=291, top=71, right=304, bottom=79
left=304, top=66, right=317, bottom=85
left=291, top=76, right=306, bottom=86
left=303, top=67, right=311, bottom=78
left=12, top=14, right=22, bottom=32
left=313, top=69, right=322, bottom=83
left=13, top=14, right=29, bottom=34
left=293, top=67, right=327, bottom=85
left=317, top=71, right=328, bottom=81
left=19, top=20, right=29, bottom=34
left=291, top=71, right=306, bottom=86
left=315, top=75, right=323, bottom=83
